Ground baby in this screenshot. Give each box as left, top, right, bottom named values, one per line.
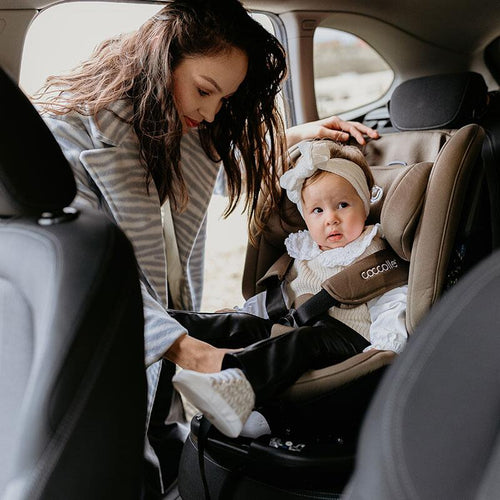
left=173, top=140, right=408, bottom=437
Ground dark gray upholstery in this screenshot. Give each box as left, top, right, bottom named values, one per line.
left=0, top=68, right=76, bottom=215
left=343, top=249, right=500, bottom=499
left=0, top=67, right=146, bottom=499
left=389, top=72, right=488, bottom=131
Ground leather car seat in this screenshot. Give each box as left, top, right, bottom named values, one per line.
left=0, top=66, right=146, bottom=500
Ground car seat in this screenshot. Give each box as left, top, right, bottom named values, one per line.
left=177, top=71, right=490, bottom=500
left=343, top=247, right=500, bottom=500
left=0, top=66, right=146, bottom=500
left=365, top=71, right=500, bottom=251
left=243, top=100, right=489, bottom=400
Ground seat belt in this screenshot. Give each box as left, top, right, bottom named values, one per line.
left=278, top=289, right=339, bottom=328
left=264, top=248, right=409, bottom=328
left=162, top=200, right=183, bottom=309
left=197, top=417, right=213, bottom=500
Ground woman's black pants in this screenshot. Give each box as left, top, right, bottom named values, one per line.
left=169, top=311, right=370, bottom=405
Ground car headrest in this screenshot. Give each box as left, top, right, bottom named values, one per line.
left=389, top=72, right=488, bottom=131
left=0, top=66, right=76, bottom=217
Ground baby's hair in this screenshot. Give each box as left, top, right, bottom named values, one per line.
left=302, top=140, right=374, bottom=192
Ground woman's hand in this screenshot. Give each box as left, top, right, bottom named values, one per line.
left=164, top=334, right=239, bottom=373
left=286, top=115, right=379, bottom=148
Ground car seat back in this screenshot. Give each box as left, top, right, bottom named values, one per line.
left=364, top=125, right=485, bottom=331
left=0, top=67, right=146, bottom=500
left=343, top=247, right=500, bottom=500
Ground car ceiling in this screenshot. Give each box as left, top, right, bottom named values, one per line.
left=249, top=0, right=500, bottom=52
left=2, top=0, right=500, bottom=56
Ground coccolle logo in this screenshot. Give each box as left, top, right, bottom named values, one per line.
left=361, top=259, right=398, bottom=279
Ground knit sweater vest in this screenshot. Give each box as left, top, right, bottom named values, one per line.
left=286, top=234, right=387, bottom=341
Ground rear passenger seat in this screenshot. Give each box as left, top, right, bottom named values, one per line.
left=363, top=71, right=500, bottom=272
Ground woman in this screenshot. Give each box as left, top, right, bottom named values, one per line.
left=35, top=0, right=378, bottom=493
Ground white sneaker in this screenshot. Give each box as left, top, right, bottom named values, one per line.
left=239, top=411, right=272, bottom=438
left=172, top=368, right=255, bottom=438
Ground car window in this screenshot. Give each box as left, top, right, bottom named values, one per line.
left=20, top=1, right=276, bottom=312
left=20, top=2, right=163, bottom=95
left=313, top=27, right=393, bottom=117
left=20, top=2, right=277, bottom=102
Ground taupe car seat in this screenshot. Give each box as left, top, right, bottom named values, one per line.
left=179, top=72, right=490, bottom=500
left=0, top=67, right=146, bottom=499
left=243, top=127, right=485, bottom=402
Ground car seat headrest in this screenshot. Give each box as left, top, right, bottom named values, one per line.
left=376, top=162, right=433, bottom=260
left=389, top=72, right=488, bottom=131
left=0, top=66, right=76, bottom=217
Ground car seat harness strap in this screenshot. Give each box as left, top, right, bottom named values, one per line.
left=260, top=253, right=295, bottom=321
left=263, top=248, right=408, bottom=328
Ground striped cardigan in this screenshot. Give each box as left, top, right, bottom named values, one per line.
left=42, top=99, right=221, bottom=421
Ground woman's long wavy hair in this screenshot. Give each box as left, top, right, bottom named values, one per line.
left=35, top=0, right=287, bottom=233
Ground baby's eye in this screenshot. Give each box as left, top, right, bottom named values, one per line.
left=338, top=202, right=349, bottom=209
left=198, top=88, right=210, bottom=97
left=312, top=207, right=323, bottom=214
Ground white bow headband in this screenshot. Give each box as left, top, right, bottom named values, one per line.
left=280, top=141, right=374, bottom=217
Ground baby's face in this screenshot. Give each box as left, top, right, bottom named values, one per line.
left=301, top=172, right=366, bottom=251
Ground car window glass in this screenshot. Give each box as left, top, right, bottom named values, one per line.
left=20, top=2, right=162, bottom=94
left=20, top=1, right=276, bottom=312
left=313, top=27, right=393, bottom=117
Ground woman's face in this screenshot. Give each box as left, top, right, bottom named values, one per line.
left=172, top=47, right=248, bottom=134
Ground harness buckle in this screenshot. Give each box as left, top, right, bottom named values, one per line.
left=278, top=309, right=299, bottom=328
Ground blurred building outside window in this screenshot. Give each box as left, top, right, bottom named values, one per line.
left=313, top=27, right=394, bottom=118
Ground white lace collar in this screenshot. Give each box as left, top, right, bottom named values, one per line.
left=284, top=224, right=381, bottom=267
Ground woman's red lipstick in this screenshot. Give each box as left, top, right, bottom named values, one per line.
left=185, top=117, right=200, bottom=128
